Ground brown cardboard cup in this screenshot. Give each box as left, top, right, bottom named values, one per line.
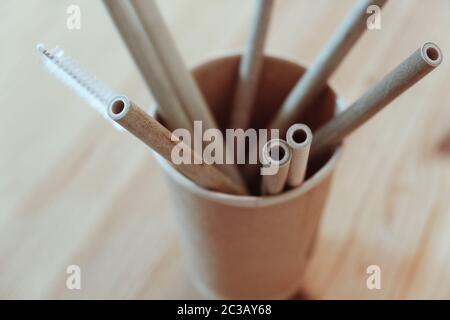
left=154, top=54, right=343, bottom=299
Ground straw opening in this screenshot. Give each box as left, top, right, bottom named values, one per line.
left=264, top=139, right=290, bottom=166
left=426, top=47, right=439, bottom=61
left=111, top=99, right=126, bottom=115
left=422, top=43, right=443, bottom=66
left=269, top=145, right=286, bottom=162
left=292, top=129, right=307, bottom=144
left=286, top=124, right=312, bottom=148
left=108, top=95, right=130, bottom=120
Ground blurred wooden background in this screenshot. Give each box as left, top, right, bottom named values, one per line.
left=1, top=0, right=449, bottom=299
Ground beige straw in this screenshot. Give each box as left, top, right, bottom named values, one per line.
left=286, top=124, right=313, bottom=188
left=230, top=0, right=274, bottom=130
left=261, top=139, right=292, bottom=195
left=129, top=0, right=247, bottom=191
left=270, top=0, right=388, bottom=133
left=129, top=0, right=217, bottom=128
left=311, top=42, right=443, bottom=159
left=108, top=96, right=248, bottom=196
left=103, top=0, right=191, bottom=132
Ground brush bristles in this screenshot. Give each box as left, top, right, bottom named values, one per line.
left=37, top=44, right=123, bottom=131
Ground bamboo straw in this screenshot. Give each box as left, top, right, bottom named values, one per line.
left=270, top=0, right=388, bottom=133
left=230, top=0, right=274, bottom=130
left=261, top=139, right=292, bottom=195
left=107, top=96, right=248, bottom=196
left=311, top=42, right=443, bottom=159
left=286, top=124, right=313, bottom=188
left=129, top=0, right=248, bottom=191
left=103, top=0, right=191, bottom=132
left=129, top=0, right=217, bottom=129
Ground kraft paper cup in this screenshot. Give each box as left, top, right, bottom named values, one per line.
left=153, top=54, right=343, bottom=299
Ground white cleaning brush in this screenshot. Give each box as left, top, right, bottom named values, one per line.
left=37, top=43, right=123, bottom=131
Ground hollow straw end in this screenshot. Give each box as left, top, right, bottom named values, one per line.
left=421, top=42, right=443, bottom=67
left=261, top=139, right=292, bottom=167
left=286, top=124, right=313, bottom=148
left=108, top=95, right=130, bottom=121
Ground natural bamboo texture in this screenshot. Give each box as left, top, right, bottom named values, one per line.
left=311, top=42, right=443, bottom=159
left=129, top=0, right=248, bottom=192
left=286, top=124, right=313, bottom=188
left=270, top=0, right=388, bottom=133
left=129, top=0, right=217, bottom=128
left=261, top=139, right=292, bottom=195
left=107, top=96, right=247, bottom=196
left=229, top=0, right=274, bottom=129
left=103, top=0, right=191, bottom=132
left=6, top=0, right=450, bottom=300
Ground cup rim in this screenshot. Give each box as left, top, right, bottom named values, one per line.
left=152, top=53, right=344, bottom=208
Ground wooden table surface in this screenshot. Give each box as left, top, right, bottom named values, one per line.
left=1, top=0, right=449, bottom=299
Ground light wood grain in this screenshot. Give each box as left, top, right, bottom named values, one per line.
left=1, top=0, right=450, bottom=299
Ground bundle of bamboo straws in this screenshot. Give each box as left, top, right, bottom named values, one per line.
left=40, top=0, right=443, bottom=197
